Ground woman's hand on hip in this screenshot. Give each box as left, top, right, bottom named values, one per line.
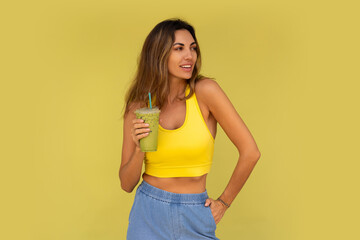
left=205, top=198, right=228, bottom=224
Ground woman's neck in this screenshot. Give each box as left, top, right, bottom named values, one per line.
left=167, top=80, right=187, bottom=104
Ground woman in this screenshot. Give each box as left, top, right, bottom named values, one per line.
left=120, top=18, right=261, bottom=240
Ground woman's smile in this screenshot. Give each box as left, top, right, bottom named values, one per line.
left=179, top=64, right=193, bottom=72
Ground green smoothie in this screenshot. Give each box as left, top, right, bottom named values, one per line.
left=134, top=107, right=161, bottom=152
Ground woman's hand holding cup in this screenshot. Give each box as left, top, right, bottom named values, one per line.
left=131, top=119, right=151, bottom=148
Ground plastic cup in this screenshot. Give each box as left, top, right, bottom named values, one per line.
left=134, top=107, right=161, bottom=152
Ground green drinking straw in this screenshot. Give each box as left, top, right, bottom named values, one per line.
left=148, top=92, right=152, bottom=109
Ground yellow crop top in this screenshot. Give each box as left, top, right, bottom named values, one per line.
left=145, top=84, right=215, bottom=178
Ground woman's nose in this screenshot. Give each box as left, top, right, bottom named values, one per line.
left=184, top=49, right=193, bottom=60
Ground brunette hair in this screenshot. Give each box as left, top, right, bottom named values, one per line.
left=122, top=18, right=209, bottom=118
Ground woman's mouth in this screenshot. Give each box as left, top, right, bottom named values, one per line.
left=179, top=64, right=192, bottom=72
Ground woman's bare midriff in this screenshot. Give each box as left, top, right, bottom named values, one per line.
left=142, top=173, right=207, bottom=194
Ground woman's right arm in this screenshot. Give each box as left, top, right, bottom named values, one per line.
left=119, top=103, right=151, bottom=193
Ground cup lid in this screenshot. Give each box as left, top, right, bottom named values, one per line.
left=134, top=107, right=160, bottom=114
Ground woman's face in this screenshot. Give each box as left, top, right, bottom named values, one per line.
left=168, top=29, right=198, bottom=81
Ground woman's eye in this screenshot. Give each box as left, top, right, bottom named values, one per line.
left=174, top=46, right=197, bottom=51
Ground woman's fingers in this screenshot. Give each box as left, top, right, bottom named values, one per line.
left=205, top=197, right=227, bottom=224
left=132, top=119, right=150, bottom=129
left=133, top=119, right=150, bottom=136
left=205, top=198, right=213, bottom=207
left=132, top=119, right=149, bottom=127
left=134, top=128, right=150, bottom=136
left=131, top=119, right=151, bottom=146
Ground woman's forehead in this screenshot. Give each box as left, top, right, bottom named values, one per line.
left=174, top=29, right=195, bottom=43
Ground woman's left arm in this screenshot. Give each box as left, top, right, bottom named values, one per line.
left=198, top=79, right=261, bottom=224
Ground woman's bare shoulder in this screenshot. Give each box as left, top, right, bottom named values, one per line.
left=195, top=78, right=222, bottom=102
left=124, top=101, right=146, bottom=119
left=128, top=101, right=145, bottom=111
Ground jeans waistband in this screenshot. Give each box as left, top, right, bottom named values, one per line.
left=138, top=180, right=209, bottom=205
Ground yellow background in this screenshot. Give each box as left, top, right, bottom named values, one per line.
left=1, top=0, right=359, bottom=239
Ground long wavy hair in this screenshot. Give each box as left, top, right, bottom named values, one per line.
left=122, top=18, right=209, bottom=118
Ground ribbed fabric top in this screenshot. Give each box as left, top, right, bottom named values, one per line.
left=145, top=84, right=215, bottom=178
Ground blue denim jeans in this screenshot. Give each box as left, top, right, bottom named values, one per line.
left=127, top=180, right=219, bottom=240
